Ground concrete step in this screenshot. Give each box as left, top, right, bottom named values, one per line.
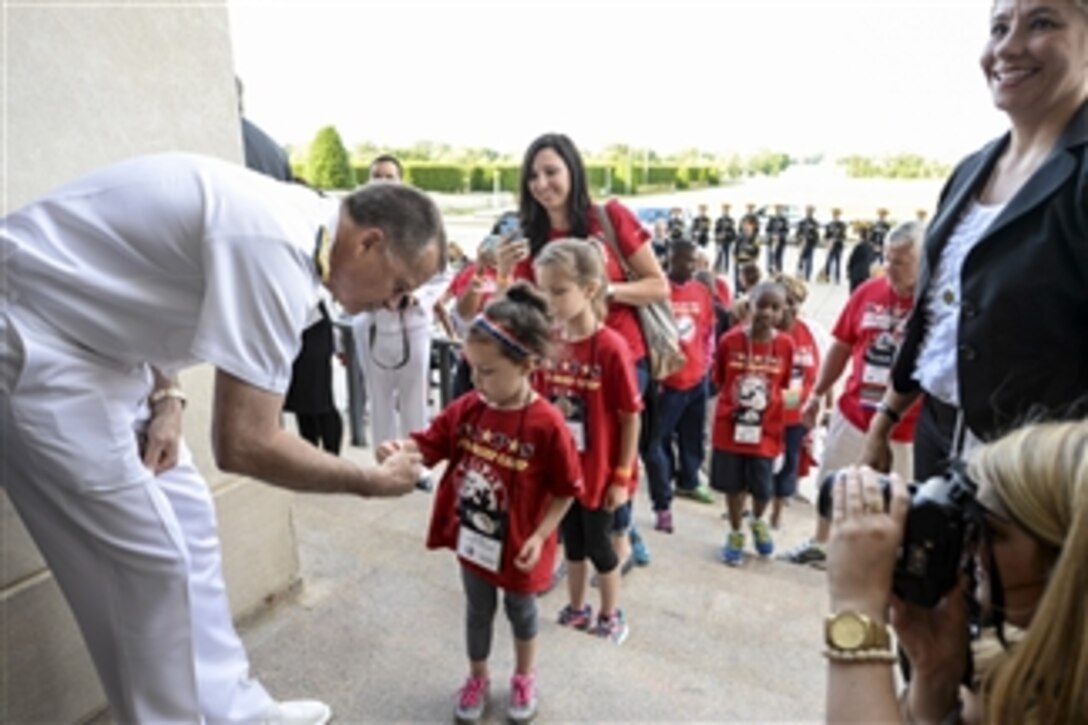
left=240, top=447, right=829, bottom=723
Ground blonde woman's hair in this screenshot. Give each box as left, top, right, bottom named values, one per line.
left=774, top=272, right=808, bottom=305
left=966, top=419, right=1088, bottom=724
left=532, top=238, right=609, bottom=322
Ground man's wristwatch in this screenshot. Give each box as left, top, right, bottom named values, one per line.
left=824, top=610, right=891, bottom=652
left=876, top=401, right=902, bottom=425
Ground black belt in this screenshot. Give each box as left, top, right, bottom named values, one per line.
left=921, top=394, right=970, bottom=457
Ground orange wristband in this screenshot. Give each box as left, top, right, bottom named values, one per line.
left=612, top=466, right=632, bottom=481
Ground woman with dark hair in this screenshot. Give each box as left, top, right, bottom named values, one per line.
left=496, top=132, right=669, bottom=568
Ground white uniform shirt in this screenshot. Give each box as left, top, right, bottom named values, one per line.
left=1, top=152, right=339, bottom=393
left=913, top=199, right=1005, bottom=406
left=361, top=270, right=452, bottom=334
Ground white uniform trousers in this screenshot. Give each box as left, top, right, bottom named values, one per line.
left=353, top=313, right=433, bottom=446
left=0, top=306, right=272, bottom=723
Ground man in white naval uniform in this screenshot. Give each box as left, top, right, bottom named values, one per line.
left=0, top=152, right=445, bottom=723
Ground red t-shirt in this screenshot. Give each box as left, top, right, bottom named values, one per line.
left=534, top=326, right=643, bottom=508
left=413, top=392, right=583, bottom=594
left=714, top=276, right=733, bottom=310
left=514, top=199, right=651, bottom=361
left=712, top=327, right=794, bottom=458
left=664, top=279, right=715, bottom=391
left=832, top=277, right=920, bottom=442
left=782, top=318, right=820, bottom=426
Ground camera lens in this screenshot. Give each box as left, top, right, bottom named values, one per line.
left=816, top=469, right=893, bottom=518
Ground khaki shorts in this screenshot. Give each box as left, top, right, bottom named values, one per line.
left=816, top=406, right=914, bottom=485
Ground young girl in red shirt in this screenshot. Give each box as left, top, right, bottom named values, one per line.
left=377, top=284, right=581, bottom=724
left=711, top=281, right=794, bottom=566
left=532, top=240, right=642, bottom=645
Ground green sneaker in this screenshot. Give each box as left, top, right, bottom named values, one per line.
left=722, top=530, right=745, bottom=566
left=750, top=518, right=775, bottom=557
left=691, top=485, right=715, bottom=504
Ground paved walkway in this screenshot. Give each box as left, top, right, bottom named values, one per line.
left=240, top=248, right=854, bottom=723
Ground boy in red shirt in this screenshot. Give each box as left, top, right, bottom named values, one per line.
left=647, top=240, right=717, bottom=533
left=711, top=282, right=794, bottom=566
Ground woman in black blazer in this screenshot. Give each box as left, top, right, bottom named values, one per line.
left=826, top=3, right=1088, bottom=723
left=864, top=14, right=1088, bottom=481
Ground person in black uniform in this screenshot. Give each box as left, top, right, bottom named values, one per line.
left=732, top=214, right=761, bottom=292
left=765, top=203, right=789, bottom=274
left=795, top=204, right=820, bottom=282
left=667, top=206, right=686, bottom=242
left=739, top=203, right=760, bottom=236
left=713, top=202, right=737, bottom=272
left=846, top=235, right=877, bottom=292
left=237, top=77, right=294, bottom=182
left=690, top=203, right=711, bottom=247
left=238, top=78, right=342, bottom=454
left=650, top=218, right=670, bottom=266
left=822, top=207, right=848, bottom=284
left=868, top=207, right=891, bottom=263
left=283, top=302, right=342, bottom=452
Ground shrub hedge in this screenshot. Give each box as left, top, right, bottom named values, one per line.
left=325, top=160, right=720, bottom=193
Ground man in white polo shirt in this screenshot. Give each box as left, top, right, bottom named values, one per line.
left=0, top=152, right=445, bottom=724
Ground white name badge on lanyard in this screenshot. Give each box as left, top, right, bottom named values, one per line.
left=566, top=419, right=585, bottom=452
left=457, top=525, right=503, bottom=573
left=734, top=423, right=762, bottom=445
left=862, top=363, right=890, bottom=387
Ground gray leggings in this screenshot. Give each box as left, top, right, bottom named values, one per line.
left=461, top=566, right=539, bottom=663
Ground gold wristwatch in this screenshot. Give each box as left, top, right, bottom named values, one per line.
left=824, top=611, right=891, bottom=652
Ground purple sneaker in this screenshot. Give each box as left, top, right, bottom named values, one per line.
left=654, top=509, right=674, bottom=533
left=594, top=609, right=629, bottom=645
left=557, top=603, right=593, bottom=631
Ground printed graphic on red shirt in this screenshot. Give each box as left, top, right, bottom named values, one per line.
left=832, top=278, right=920, bottom=442
left=712, top=328, right=794, bottom=458
left=413, top=393, right=583, bottom=593
left=535, top=327, right=642, bottom=507
left=664, top=279, right=714, bottom=391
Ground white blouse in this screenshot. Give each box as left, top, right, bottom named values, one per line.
left=913, top=199, right=1005, bottom=407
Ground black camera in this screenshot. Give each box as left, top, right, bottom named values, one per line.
left=817, top=466, right=981, bottom=607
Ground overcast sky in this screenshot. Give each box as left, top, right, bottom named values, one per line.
left=228, top=0, right=1009, bottom=161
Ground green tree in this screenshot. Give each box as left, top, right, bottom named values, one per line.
left=745, top=149, right=790, bottom=177
left=307, top=126, right=353, bottom=190
left=352, top=140, right=382, bottom=165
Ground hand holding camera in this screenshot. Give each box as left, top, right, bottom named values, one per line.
left=822, top=463, right=980, bottom=608
left=825, top=466, right=911, bottom=618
